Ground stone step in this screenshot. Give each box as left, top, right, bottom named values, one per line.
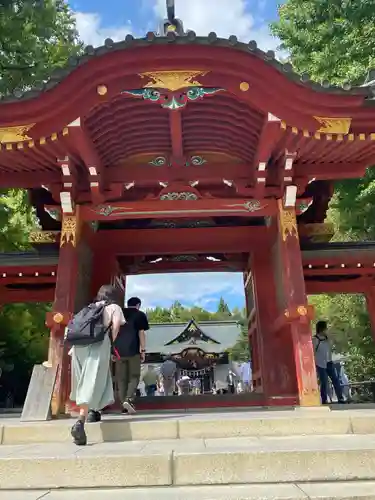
left=3, top=482, right=375, bottom=500
left=1, top=434, right=375, bottom=489
left=1, top=409, right=375, bottom=445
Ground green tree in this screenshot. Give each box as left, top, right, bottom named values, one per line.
left=310, top=294, right=375, bottom=381
left=0, top=189, right=38, bottom=251
left=216, top=297, right=231, bottom=317
left=271, top=0, right=375, bottom=85
left=0, top=1, right=81, bottom=404
left=0, top=0, right=82, bottom=95
left=272, top=0, right=375, bottom=381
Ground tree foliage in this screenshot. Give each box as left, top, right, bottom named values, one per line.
left=0, top=0, right=82, bottom=95
left=310, top=294, right=375, bottom=381
left=0, top=1, right=81, bottom=405
left=272, top=0, right=375, bottom=382
left=271, top=0, right=375, bottom=85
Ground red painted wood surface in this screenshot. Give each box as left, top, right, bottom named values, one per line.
left=366, top=288, right=375, bottom=343
left=92, top=227, right=272, bottom=255
left=81, top=199, right=276, bottom=221
left=274, top=201, right=320, bottom=406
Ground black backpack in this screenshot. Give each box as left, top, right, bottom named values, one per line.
left=64, top=302, right=111, bottom=346
left=114, top=315, right=139, bottom=357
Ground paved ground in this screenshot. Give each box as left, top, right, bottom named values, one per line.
left=2, top=482, right=375, bottom=500
left=0, top=404, right=374, bottom=426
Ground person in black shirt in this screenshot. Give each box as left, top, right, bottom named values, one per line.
left=114, top=296, right=149, bottom=414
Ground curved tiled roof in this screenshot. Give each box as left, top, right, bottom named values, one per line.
left=0, top=31, right=372, bottom=104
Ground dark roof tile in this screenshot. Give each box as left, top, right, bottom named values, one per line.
left=1, top=34, right=372, bottom=103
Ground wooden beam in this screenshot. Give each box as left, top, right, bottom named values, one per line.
left=0, top=265, right=57, bottom=275
left=294, top=162, right=367, bottom=180
left=305, top=279, right=372, bottom=295
left=0, top=172, right=61, bottom=188
left=108, top=163, right=251, bottom=183
left=81, top=198, right=276, bottom=220
left=92, top=226, right=270, bottom=255
left=0, top=276, right=56, bottom=285
left=0, top=288, right=55, bottom=303
left=122, top=260, right=247, bottom=274
left=57, top=156, right=75, bottom=214
left=304, top=267, right=374, bottom=277
left=169, top=111, right=184, bottom=163
left=253, top=113, right=284, bottom=196
left=67, top=118, right=105, bottom=203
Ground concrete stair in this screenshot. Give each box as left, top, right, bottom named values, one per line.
left=2, top=483, right=375, bottom=500
left=1, top=409, right=375, bottom=498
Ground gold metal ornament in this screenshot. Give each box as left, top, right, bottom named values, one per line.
left=60, top=215, right=78, bottom=247
left=140, top=70, right=207, bottom=91
left=0, top=124, right=35, bottom=143
left=314, top=116, right=352, bottom=135
left=278, top=200, right=298, bottom=241
left=29, top=231, right=60, bottom=244
left=53, top=313, right=64, bottom=324
left=97, top=84, right=108, bottom=96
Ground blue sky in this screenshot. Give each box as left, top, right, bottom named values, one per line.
left=69, top=0, right=281, bottom=311
left=71, top=0, right=281, bottom=51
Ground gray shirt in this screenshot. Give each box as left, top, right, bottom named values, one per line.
left=312, top=335, right=332, bottom=368
left=160, top=360, right=177, bottom=379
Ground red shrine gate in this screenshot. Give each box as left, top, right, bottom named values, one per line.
left=2, top=16, right=375, bottom=414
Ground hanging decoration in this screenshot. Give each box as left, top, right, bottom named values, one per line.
left=181, top=367, right=213, bottom=377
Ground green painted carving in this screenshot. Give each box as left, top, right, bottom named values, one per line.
left=186, top=155, right=207, bottom=166
left=149, top=156, right=168, bottom=166
left=122, top=88, right=161, bottom=101
left=122, top=87, right=225, bottom=110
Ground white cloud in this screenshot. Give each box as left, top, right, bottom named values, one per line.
left=74, top=12, right=133, bottom=46
left=126, top=272, right=245, bottom=311
left=75, top=1, right=279, bottom=51
left=154, top=0, right=279, bottom=51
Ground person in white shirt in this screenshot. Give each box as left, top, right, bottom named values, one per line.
left=240, top=360, right=252, bottom=392
left=70, top=284, right=125, bottom=445
left=312, top=321, right=345, bottom=405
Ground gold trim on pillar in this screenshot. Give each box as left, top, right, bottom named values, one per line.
left=60, top=214, right=78, bottom=247
left=278, top=200, right=298, bottom=241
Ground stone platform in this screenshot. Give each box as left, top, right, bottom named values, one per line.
left=1, top=408, right=375, bottom=498
left=1, top=406, right=375, bottom=445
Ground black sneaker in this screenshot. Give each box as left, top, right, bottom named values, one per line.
left=71, top=420, right=87, bottom=446
left=87, top=410, right=101, bottom=423
left=122, top=398, right=136, bottom=415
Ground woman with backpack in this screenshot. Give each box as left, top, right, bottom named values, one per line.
left=68, top=284, right=125, bottom=445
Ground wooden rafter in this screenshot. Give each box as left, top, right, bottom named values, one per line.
left=169, top=111, right=184, bottom=164
left=66, top=118, right=105, bottom=204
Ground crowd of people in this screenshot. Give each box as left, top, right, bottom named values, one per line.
left=65, top=285, right=351, bottom=446
left=135, top=360, right=253, bottom=397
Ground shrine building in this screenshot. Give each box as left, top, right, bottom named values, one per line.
left=145, top=318, right=240, bottom=384
left=2, top=8, right=375, bottom=413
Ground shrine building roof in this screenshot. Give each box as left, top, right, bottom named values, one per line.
left=1, top=35, right=374, bottom=104
left=145, top=319, right=242, bottom=354
left=1, top=33, right=375, bottom=194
